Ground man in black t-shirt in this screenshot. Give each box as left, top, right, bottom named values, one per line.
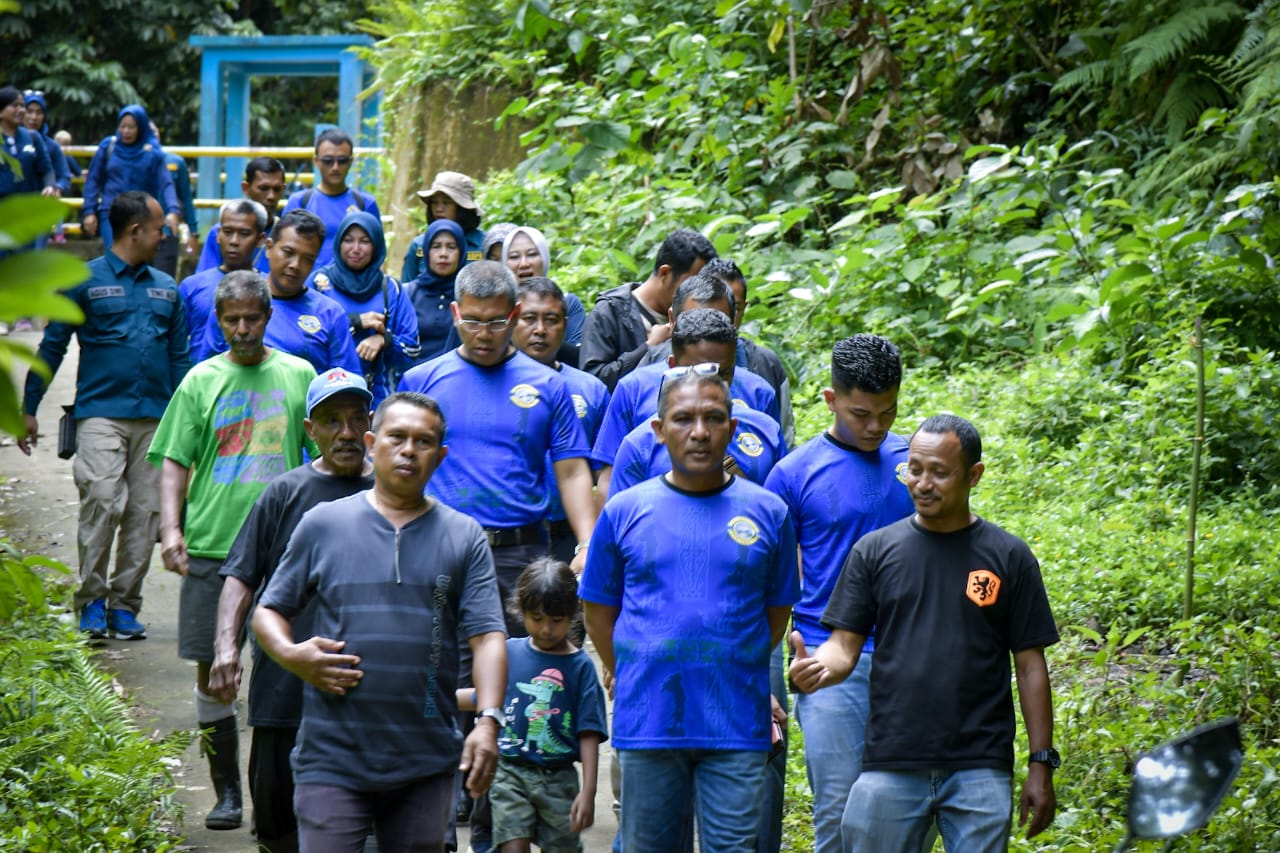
left=789, top=414, right=1059, bottom=853
left=207, top=368, right=374, bottom=851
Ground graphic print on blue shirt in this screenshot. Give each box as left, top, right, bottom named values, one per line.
left=763, top=432, right=914, bottom=653
left=498, top=638, right=608, bottom=766
left=212, top=388, right=291, bottom=484
left=578, top=476, right=800, bottom=751
left=205, top=288, right=360, bottom=375
left=591, top=361, right=779, bottom=467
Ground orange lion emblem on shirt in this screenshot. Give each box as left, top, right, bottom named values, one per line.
left=966, top=570, right=1001, bottom=607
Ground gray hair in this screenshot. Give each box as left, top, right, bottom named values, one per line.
left=455, top=260, right=517, bottom=307
left=218, top=198, right=269, bottom=233
left=214, top=270, right=271, bottom=315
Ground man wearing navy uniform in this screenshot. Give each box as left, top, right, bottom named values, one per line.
left=18, top=191, right=190, bottom=640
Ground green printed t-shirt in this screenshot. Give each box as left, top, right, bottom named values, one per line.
left=148, top=349, right=317, bottom=559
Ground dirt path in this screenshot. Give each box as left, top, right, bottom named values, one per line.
left=1, top=328, right=620, bottom=852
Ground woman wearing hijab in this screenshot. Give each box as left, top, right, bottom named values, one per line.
left=81, top=104, right=180, bottom=247
left=310, top=211, right=421, bottom=408
left=502, top=225, right=586, bottom=348
left=20, top=91, right=71, bottom=196
left=404, top=218, right=468, bottom=364
left=401, top=171, right=486, bottom=280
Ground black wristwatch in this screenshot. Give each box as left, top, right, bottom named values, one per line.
left=1028, top=748, right=1061, bottom=770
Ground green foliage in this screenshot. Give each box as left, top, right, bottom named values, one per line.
left=0, top=0, right=372, bottom=145
left=0, top=195, right=87, bottom=438
left=0, top=550, right=190, bottom=850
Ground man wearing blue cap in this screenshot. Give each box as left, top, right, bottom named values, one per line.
left=209, top=367, right=373, bottom=852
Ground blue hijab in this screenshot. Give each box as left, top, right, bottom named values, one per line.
left=410, top=219, right=467, bottom=296
left=23, top=91, right=49, bottom=134
left=112, top=104, right=160, bottom=163
left=316, top=211, right=387, bottom=301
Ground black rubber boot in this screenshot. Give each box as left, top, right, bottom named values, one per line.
left=203, top=716, right=243, bottom=830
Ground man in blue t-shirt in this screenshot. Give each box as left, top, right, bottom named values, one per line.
left=608, top=308, right=785, bottom=494
left=197, top=157, right=287, bottom=275
left=581, top=370, right=800, bottom=853
left=763, top=334, right=915, bottom=853
left=509, top=275, right=611, bottom=566
left=204, top=209, right=360, bottom=375
left=180, top=199, right=269, bottom=363
left=281, top=128, right=380, bottom=269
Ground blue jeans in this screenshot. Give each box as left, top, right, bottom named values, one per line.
left=618, top=748, right=767, bottom=853
left=758, top=641, right=788, bottom=853
left=794, top=653, right=873, bottom=853
left=843, top=768, right=1013, bottom=853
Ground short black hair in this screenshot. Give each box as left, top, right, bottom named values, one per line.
left=654, top=227, right=717, bottom=278
left=657, top=371, right=731, bottom=419
left=702, top=257, right=747, bottom=300
left=913, top=414, right=982, bottom=468
left=509, top=557, right=579, bottom=620
left=371, top=391, right=447, bottom=442
left=831, top=334, right=901, bottom=395
left=672, top=272, right=735, bottom=319
left=314, top=128, right=353, bottom=152
left=671, top=307, right=736, bottom=357
left=214, top=269, right=271, bottom=315
left=516, top=276, right=565, bottom=312
left=244, top=156, right=285, bottom=183
left=107, top=190, right=156, bottom=238
left=271, top=208, right=325, bottom=244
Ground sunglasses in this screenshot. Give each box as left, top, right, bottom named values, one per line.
left=318, top=156, right=353, bottom=167
left=659, top=362, right=721, bottom=393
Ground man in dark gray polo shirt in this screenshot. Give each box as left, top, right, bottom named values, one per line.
left=254, top=392, right=508, bottom=852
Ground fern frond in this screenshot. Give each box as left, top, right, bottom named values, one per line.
left=1154, top=73, right=1228, bottom=140
left=1052, top=59, right=1121, bottom=94
left=1124, top=2, right=1247, bottom=82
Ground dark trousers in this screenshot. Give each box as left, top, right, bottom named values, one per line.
left=250, top=726, right=299, bottom=844
left=294, top=773, right=454, bottom=853
left=153, top=233, right=179, bottom=277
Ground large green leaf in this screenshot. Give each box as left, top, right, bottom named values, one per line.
left=0, top=196, right=73, bottom=249
left=580, top=121, right=632, bottom=152
left=0, top=253, right=89, bottom=322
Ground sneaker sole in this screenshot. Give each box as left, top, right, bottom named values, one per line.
left=110, top=630, right=147, bottom=641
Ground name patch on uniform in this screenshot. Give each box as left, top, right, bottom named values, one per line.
left=147, top=288, right=176, bottom=302
left=966, top=569, right=1001, bottom=607
left=510, top=384, right=541, bottom=409
left=571, top=393, right=587, bottom=419
left=727, top=516, right=760, bottom=546
left=297, top=315, right=322, bottom=334
left=87, top=286, right=126, bottom=300
left=736, top=432, right=763, bottom=457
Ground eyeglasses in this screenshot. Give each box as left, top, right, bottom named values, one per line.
left=318, top=156, right=353, bottom=167
left=659, top=362, right=721, bottom=392
left=458, top=317, right=512, bottom=332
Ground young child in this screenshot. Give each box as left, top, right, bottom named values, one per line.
left=460, top=557, right=608, bottom=853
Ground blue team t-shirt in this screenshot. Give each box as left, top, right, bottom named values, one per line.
left=579, top=475, right=801, bottom=751
left=591, top=362, right=779, bottom=468
left=763, top=432, right=914, bottom=652
left=196, top=224, right=271, bottom=275
left=609, top=402, right=786, bottom=495
left=545, top=363, right=610, bottom=523
left=206, top=287, right=361, bottom=376
left=282, top=187, right=381, bottom=268
left=498, top=637, right=609, bottom=767
left=309, top=272, right=420, bottom=408
left=397, top=349, right=590, bottom=528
